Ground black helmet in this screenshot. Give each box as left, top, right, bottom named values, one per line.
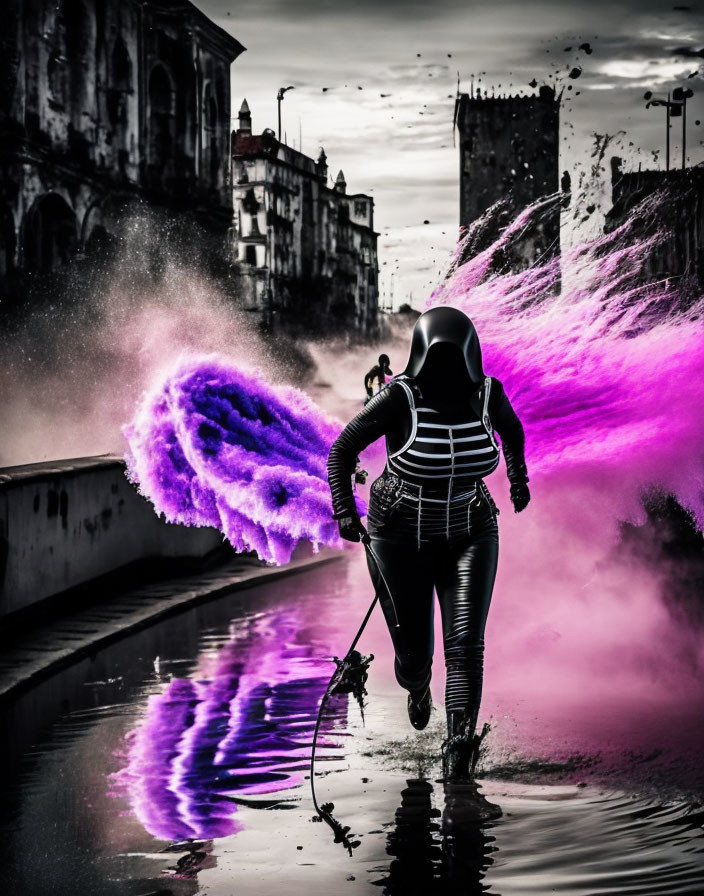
left=401, top=306, right=484, bottom=384
left=378, top=353, right=390, bottom=368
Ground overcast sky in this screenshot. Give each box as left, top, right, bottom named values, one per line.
left=199, top=0, right=704, bottom=307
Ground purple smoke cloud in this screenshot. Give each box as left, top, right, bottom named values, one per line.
left=430, top=193, right=704, bottom=532
left=124, top=192, right=704, bottom=587
left=124, top=357, right=364, bottom=564
left=419, top=194, right=704, bottom=757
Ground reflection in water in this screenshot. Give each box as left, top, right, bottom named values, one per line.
left=441, top=784, right=499, bottom=893
left=3, top=559, right=704, bottom=895
left=115, top=605, right=346, bottom=841
left=375, top=778, right=496, bottom=895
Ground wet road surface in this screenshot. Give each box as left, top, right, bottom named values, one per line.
left=1, top=556, right=703, bottom=895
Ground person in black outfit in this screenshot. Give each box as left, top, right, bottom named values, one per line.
left=327, top=307, right=529, bottom=785
left=364, top=354, right=393, bottom=403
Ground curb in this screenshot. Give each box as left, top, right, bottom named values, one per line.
left=0, top=550, right=344, bottom=703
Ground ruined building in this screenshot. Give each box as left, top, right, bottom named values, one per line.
left=454, top=86, right=560, bottom=269
left=232, top=101, right=379, bottom=335
left=606, top=158, right=704, bottom=298
left=0, top=0, right=244, bottom=301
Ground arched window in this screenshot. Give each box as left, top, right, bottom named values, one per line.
left=150, top=65, right=173, bottom=114
left=23, top=194, right=77, bottom=273
left=64, top=0, right=91, bottom=63
left=202, top=81, right=220, bottom=187
left=0, top=205, right=16, bottom=287
left=108, top=37, right=131, bottom=126
left=204, top=83, right=217, bottom=130
left=63, top=0, right=94, bottom=129
left=112, top=37, right=131, bottom=89
left=148, top=64, right=175, bottom=176
left=46, top=1, right=69, bottom=110
left=47, top=50, right=68, bottom=107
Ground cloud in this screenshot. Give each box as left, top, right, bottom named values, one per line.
left=597, top=59, right=695, bottom=83
left=200, top=0, right=704, bottom=305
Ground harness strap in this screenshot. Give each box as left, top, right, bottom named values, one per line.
left=388, top=377, right=417, bottom=459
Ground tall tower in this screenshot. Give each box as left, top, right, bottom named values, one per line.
left=315, top=148, right=328, bottom=184
left=454, top=85, right=560, bottom=268
left=334, top=170, right=347, bottom=194
left=238, top=98, right=252, bottom=136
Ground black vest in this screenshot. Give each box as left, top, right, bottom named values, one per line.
left=385, top=377, right=500, bottom=490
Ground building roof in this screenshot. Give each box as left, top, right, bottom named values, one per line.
left=456, top=85, right=556, bottom=105
left=232, top=131, right=375, bottom=207
left=454, top=86, right=558, bottom=129
left=232, top=132, right=320, bottom=177
left=147, top=0, right=245, bottom=62
left=606, top=163, right=704, bottom=225
left=233, top=133, right=278, bottom=156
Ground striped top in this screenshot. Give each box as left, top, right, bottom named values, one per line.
left=386, top=377, right=500, bottom=489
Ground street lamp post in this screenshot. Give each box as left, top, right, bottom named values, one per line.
left=277, top=86, right=295, bottom=142
left=644, top=91, right=672, bottom=170
left=667, top=92, right=671, bottom=172
left=672, top=86, right=694, bottom=169
left=644, top=88, right=694, bottom=171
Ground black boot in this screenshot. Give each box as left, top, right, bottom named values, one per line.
left=441, top=718, right=502, bottom=821
left=407, top=685, right=432, bottom=730
left=442, top=779, right=503, bottom=824
left=441, top=711, right=474, bottom=781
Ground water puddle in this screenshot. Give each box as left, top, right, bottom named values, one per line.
left=1, top=558, right=703, bottom=894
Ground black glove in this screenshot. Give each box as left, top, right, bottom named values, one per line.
left=510, top=481, right=531, bottom=513
left=337, top=513, right=365, bottom=542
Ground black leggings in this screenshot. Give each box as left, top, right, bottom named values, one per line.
left=366, top=501, right=499, bottom=727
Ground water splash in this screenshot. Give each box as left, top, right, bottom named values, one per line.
left=124, top=354, right=366, bottom=564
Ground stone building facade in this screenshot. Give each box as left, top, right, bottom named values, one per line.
left=606, top=158, right=704, bottom=296
left=454, top=86, right=560, bottom=269
left=232, top=102, right=379, bottom=335
left=0, top=0, right=243, bottom=300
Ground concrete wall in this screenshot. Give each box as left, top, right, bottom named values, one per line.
left=0, top=455, right=223, bottom=617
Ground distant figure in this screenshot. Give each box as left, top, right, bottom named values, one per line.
left=364, top=354, right=393, bottom=403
